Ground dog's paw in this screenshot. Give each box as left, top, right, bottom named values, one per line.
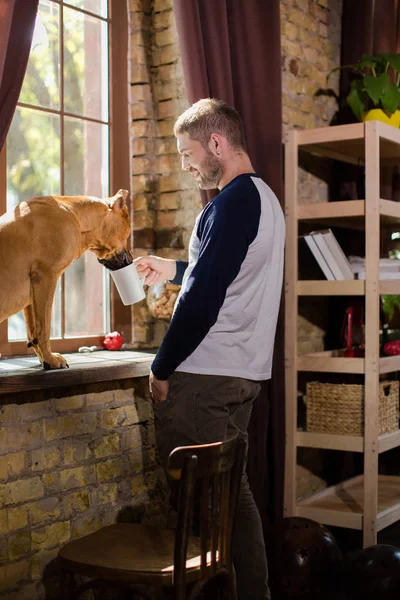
left=42, top=353, right=69, bottom=369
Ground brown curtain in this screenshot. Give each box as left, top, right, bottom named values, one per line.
left=0, top=0, right=39, bottom=152
left=338, top=0, right=400, bottom=201
left=173, top=0, right=284, bottom=528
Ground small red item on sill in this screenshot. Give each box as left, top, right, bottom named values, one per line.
left=103, top=331, right=124, bottom=351
left=383, top=340, right=400, bottom=356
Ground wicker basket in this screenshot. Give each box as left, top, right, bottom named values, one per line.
left=306, top=381, right=399, bottom=436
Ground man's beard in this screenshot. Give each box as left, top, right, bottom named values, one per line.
left=197, top=151, right=224, bottom=190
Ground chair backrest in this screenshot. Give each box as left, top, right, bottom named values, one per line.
left=167, top=435, right=246, bottom=598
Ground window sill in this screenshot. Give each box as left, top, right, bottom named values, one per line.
left=0, top=350, right=155, bottom=396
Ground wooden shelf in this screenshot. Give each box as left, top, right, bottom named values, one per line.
left=380, top=281, right=400, bottom=294
left=296, top=430, right=400, bottom=453
left=378, top=430, right=400, bottom=453
left=297, top=431, right=363, bottom=452
left=298, top=200, right=365, bottom=229
left=297, top=198, right=400, bottom=228
left=297, top=281, right=364, bottom=295
left=297, top=122, right=400, bottom=166
left=298, top=280, right=400, bottom=296
left=296, top=475, right=400, bottom=532
left=297, top=350, right=400, bottom=374
left=379, top=355, right=400, bottom=374
left=380, top=199, right=400, bottom=223
left=297, top=350, right=364, bottom=373
left=285, top=122, right=400, bottom=547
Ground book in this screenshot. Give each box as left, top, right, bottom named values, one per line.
left=348, top=255, right=400, bottom=278
left=355, top=270, right=400, bottom=280
left=315, top=230, right=354, bottom=280
left=298, top=236, right=331, bottom=280
left=303, top=234, right=335, bottom=279
left=300, top=229, right=354, bottom=280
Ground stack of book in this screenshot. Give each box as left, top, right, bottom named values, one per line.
left=300, top=229, right=400, bottom=281
left=348, top=256, right=400, bottom=280
left=301, top=229, right=354, bottom=280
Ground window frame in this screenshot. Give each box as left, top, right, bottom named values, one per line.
left=0, top=0, right=131, bottom=358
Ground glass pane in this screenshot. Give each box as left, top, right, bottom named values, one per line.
left=65, top=253, right=109, bottom=336
left=19, top=0, right=60, bottom=110
left=8, top=280, right=62, bottom=341
left=65, top=0, right=108, bottom=18
left=64, top=118, right=109, bottom=197
left=6, top=106, right=60, bottom=210
left=64, top=7, right=109, bottom=121
left=8, top=313, right=26, bottom=342
left=6, top=106, right=62, bottom=341
left=63, top=117, right=109, bottom=336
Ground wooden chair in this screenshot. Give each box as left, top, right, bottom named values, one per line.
left=58, top=435, right=245, bottom=600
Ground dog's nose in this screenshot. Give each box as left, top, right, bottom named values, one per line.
left=97, top=248, right=132, bottom=271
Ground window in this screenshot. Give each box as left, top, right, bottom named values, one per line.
left=0, top=0, right=129, bottom=357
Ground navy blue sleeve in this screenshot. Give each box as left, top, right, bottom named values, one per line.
left=151, top=186, right=260, bottom=380
left=169, top=260, right=187, bottom=285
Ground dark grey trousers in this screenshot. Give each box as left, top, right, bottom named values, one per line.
left=153, top=371, right=271, bottom=600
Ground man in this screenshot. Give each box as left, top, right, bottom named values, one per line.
left=135, top=98, right=285, bottom=600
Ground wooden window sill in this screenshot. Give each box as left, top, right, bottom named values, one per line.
left=0, top=350, right=155, bottom=396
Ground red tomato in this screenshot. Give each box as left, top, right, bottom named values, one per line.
left=383, top=340, right=400, bottom=356
left=103, top=331, right=124, bottom=351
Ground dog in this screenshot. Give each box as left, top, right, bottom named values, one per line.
left=0, top=189, right=131, bottom=369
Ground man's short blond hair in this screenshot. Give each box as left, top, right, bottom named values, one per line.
left=174, top=98, right=246, bottom=150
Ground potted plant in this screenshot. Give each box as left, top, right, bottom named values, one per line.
left=327, top=53, right=400, bottom=126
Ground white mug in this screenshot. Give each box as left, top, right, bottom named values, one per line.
left=110, top=262, right=146, bottom=305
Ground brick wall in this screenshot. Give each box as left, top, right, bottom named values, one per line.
left=128, top=0, right=202, bottom=348
left=126, top=0, right=345, bottom=507
left=0, top=379, right=166, bottom=599
left=281, top=0, right=344, bottom=498
left=281, top=0, right=343, bottom=205
left=281, top=0, right=343, bottom=366
left=0, top=5, right=347, bottom=596
left=127, top=0, right=343, bottom=349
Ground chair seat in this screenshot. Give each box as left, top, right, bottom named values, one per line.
left=59, top=523, right=212, bottom=585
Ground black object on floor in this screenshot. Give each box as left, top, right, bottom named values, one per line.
left=266, top=516, right=343, bottom=600
left=343, top=544, right=400, bottom=600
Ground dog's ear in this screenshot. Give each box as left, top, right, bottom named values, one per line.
left=115, top=189, right=129, bottom=201
left=108, top=189, right=129, bottom=212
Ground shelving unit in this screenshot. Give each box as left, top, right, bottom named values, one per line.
left=284, top=121, right=400, bottom=547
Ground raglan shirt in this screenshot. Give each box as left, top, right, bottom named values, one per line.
left=151, top=173, right=285, bottom=381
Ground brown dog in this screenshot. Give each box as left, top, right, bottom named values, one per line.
left=0, top=189, right=131, bottom=369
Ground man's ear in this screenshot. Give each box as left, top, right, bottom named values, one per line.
left=107, top=189, right=129, bottom=212
left=208, top=133, right=222, bottom=157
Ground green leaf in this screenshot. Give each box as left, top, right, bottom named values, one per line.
left=382, top=295, right=400, bottom=321
left=364, top=73, right=390, bottom=105
left=381, top=84, right=400, bottom=113
left=326, top=65, right=341, bottom=84
left=386, top=53, right=400, bottom=72
left=360, top=54, right=378, bottom=63
left=359, top=58, right=377, bottom=70
left=347, top=86, right=364, bottom=121
left=327, top=63, right=364, bottom=83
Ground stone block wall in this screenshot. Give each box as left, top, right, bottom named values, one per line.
left=0, top=379, right=166, bottom=599
left=280, top=0, right=344, bottom=497
left=0, top=5, right=348, bottom=597
left=128, top=0, right=202, bottom=348
left=127, top=0, right=343, bottom=349
left=281, top=0, right=343, bottom=204
left=280, top=0, right=343, bottom=367
left=125, top=0, right=344, bottom=498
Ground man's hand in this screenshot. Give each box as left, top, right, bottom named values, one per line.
left=134, top=255, right=177, bottom=286
left=149, top=371, right=169, bottom=404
